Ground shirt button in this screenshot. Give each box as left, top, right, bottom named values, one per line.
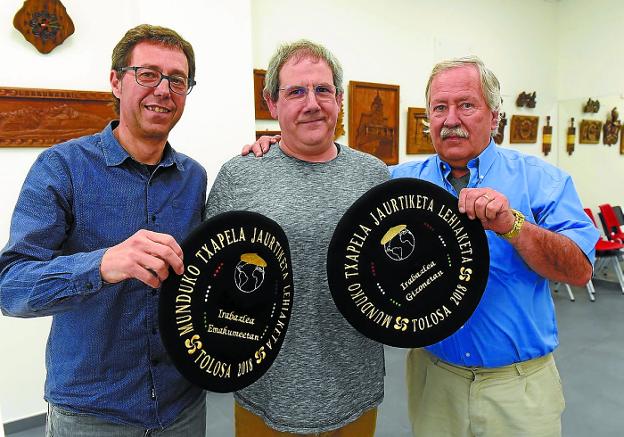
left=86, top=282, right=93, bottom=290
left=465, top=352, right=471, bottom=357
left=152, top=360, right=159, bottom=366
left=151, top=288, right=158, bottom=296
left=151, top=215, right=156, bottom=222
left=152, top=328, right=158, bottom=335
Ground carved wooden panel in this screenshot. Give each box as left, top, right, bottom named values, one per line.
left=0, top=87, right=116, bottom=147
left=406, top=107, right=434, bottom=154
left=509, top=115, right=539, bottom=144
left=579, top=120, right=602, bottom=144
left=349, top=81, right=399, bottom=165
left=253, top=69, right=272, bottom=120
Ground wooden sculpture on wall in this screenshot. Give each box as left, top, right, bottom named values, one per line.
left=13, top=0, right=75, bottom=54
left=516, top=91, right=536, bottom=108
left=567, top=118, right=576, bottom=156
left=493, top=112, right=507, bottom=144
left=406, top=107, right=434, bottom=154
left=542, top=116, right=552, bottom=156
left=510, top=115, right=539, bottom=143
left=253, top=69, right=272, bottom=120
left=603, top=107, right=621, bottom=146
left=579, top=120, right=602, bottom=144
left=583, top=98, right=600, bottom=113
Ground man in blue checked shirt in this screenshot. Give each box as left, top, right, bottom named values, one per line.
left=0, top=25, right=207, bottom=436
left=249, top=56, right=598, bottom=437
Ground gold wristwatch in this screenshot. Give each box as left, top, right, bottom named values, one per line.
left=498, top=209, right=525, bottom=240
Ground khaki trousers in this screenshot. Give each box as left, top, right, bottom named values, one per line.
left=234, top=402, right=377, bottom=437
left=406, top=348, right=565, bottom=437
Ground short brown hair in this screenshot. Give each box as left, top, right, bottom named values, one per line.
left=110, top=24, right=195, bottom=114
left=263, top=39, right=343, bottom=103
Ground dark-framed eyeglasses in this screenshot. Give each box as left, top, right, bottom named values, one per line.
left=118, top=66, right=196, bottom=95
left=278, top=83, right=337, bottom=102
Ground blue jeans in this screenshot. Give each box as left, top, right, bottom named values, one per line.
left=46, top=394, right=206, bottom=437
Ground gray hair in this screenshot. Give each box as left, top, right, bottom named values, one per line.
left=425, top=56, right=501, bottom=133
left=263, top=39, right=343, bottom=102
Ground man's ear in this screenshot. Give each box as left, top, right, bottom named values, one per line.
left=490, top=110, right=499, bottom=132
left=264, top=91, right=278, bottom=120
left=336, top=91, right=344, bottom=109
left=110, top=70, right=122, bottom=99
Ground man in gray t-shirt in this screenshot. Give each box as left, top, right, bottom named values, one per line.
left=206, top=40, right=389, bottom=436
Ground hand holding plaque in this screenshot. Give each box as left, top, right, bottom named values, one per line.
left=327, top=178, right=489, bottom=348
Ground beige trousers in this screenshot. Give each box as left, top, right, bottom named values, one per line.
left=406, top=348, right=565, bottom=437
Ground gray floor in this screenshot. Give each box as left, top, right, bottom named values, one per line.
left=7, top=277, right=624, bottom=437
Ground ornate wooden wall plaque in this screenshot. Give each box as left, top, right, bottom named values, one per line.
left=0, top=87, right=116, bottom=147
left=579, top=120, right=602, bottom=144
left=253, top=69, right=272, bottom=120
left=13, top=0, right=75, bottom=54
left=406, top=107, right=434, bottom=154
left=509, top=115, right=539, bottom=144
left=349, top=81, right=399, bottom=165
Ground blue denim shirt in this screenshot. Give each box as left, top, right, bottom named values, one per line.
left=0, top=122, right=206, bottom=428
left=391, top=140, right=598, bottom=367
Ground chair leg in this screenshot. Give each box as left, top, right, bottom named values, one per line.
left=564, top=284, right=575, bottom=301
left=610, top=257, right=624, bottom=294
left=586, top=280, right=596, bottom=302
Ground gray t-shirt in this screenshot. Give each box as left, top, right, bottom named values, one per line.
left=205, top=144, right=389, bottom=433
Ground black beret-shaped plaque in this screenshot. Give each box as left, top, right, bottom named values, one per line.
left=327, top=178, right=489, bottom=348
left=160, top=211, right=293, bottom=392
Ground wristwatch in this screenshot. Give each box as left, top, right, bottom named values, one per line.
left=498, top=209, right=525, bottom=240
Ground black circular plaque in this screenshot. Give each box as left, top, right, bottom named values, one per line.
left=327, top=178, right=489, bottom=348
left=160, top=211, right=293, bottom=392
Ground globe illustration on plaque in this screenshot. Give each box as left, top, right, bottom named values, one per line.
left=381, top=225, right=415, bottom=262
left=234, top=253, right=267, bottom=293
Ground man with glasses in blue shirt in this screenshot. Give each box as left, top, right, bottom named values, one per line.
left=0, top=24, right=207, bottom=436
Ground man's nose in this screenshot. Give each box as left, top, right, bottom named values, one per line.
left=303, top=88, right=321, bottom=111
left=153, top=77, right=172, bottom=97
left=444, top=106, right=460, bottom=126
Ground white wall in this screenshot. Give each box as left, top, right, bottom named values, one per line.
left=252, top=0, right=624, bottom=212
left=556, top=0, right=624, bottom=212
left=252, top=0, right=560, bottom=166
left=0, top=0, right=254, bottom=423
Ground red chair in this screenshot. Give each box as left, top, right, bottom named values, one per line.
left=584, top=208, right=624, bottom=296
left=598, top=203, right=624, bottom=242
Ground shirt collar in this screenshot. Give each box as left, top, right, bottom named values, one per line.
left=100, top=121, right=185, bottom=171
left=436, top=138, right=497, bottom=187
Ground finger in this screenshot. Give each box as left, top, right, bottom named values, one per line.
left=143, top=231, right=183, bottom=259
left=473, top=194, right=492, bottom=220
left=251, top=142, right=265, bottom=157
left=241, top=144, right=253, bottom=156
left=137, top=233, right=184, bottom=275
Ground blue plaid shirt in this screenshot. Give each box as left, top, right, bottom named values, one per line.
left=391, top=140, right=598, bottom=367
left=0, top=122, right=206, bottom=428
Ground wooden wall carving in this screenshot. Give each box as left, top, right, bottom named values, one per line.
left=0, top=87, right=116, bottom=147
left=349, top=81, right=399, bottom=165
left=509, top=115, right=539, bottom=144
left=579, top=120, right=602, bottom=144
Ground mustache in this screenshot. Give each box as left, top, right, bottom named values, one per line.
left=440, top=126, right=469, bottom=139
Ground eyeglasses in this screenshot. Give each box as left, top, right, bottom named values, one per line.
left=118, top=66, right=196, bottom=95
left=278, top=83, right=337, bottom=102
